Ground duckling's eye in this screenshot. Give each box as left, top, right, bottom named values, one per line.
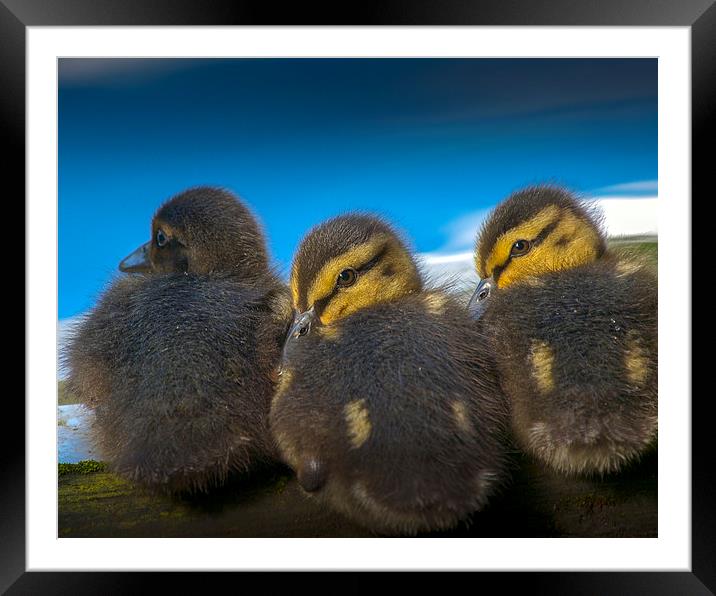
left=337, top=268, right=357, bottom=287
left=156, top=229, right=168, bottom=247
left=510, top=239, right=531, bottom=257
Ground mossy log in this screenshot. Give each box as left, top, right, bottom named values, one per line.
left=58, top=449, right=656, bottom=538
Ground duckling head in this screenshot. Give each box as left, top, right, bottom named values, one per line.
left=469, top=185, right=607, bottom=317
left=285, top=213, right=421, bottom=341
left=118, top=186, right=269, bottom=277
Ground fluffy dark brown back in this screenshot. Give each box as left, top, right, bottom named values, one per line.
left=271, top=292, right=511, bottom=534
left=481, top=256, right=657, bottom=474
left=66, top=271, right=291, bottom=492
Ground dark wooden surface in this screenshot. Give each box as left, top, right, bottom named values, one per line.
left=59, top=449, right=657, bottom=538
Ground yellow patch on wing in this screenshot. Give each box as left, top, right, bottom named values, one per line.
left=344, top=399, right=372, bottom=449
left=451, top=401, right=471, bottom=433
left=529, top=341, right=555, bottom=394
left=424, top=292, right=448, bottom=315
left=624, top=331, right=649, bottom=386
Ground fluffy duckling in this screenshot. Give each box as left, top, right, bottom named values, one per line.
left=270, top=214, right=510, bottom=535
left=468, top=185, right=657, bottom=476
left=65, top=186, right=292, bottom=493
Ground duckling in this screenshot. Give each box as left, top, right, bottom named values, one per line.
left=270, top=214, right=510, bottom=535
left=65, top=186, right=292, bottom=493
left=468, top=185, right=657, bottom=476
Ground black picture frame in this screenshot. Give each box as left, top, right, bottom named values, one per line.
left=10, top=0, right=705, bottom=592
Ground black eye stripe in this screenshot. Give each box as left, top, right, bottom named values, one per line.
left=311, top=245, right=389, bottom=319
left=492, top=263, right=505, bottom=285
left=532, top=219, right=560, bottom=247
left=493, top=218, right=561, bottom=283
left=355, top=244, right=388, bottom=274
left=312, top=293, right=333, bottom=319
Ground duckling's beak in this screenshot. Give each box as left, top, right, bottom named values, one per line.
left=467, top=276, right=494, bottom=320
left=119, top=241, right=152, bottom=273
left=288, top=306, right=318, bottom=340
left=281, top=307, right=319, bottom=366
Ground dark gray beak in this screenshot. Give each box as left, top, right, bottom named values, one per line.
left=281, top=307, right=318, bottom=367
left=288, top=307, right=318, bottom=341
left=119, top=241, right=152, bottom=273
left=468, top=276, right=494, bottom=320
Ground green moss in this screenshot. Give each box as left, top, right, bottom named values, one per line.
left=58, top=460, right=107, bottom=476
left=59, top=471, right=195, bottom=536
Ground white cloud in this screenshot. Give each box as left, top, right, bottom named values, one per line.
left=417, top=251, right=477, bottom=297
left=593, top=196, right=657, bottom=237
left=437, top=209, right=490, bottom=253
left=591, top=179, right=658, bottom=196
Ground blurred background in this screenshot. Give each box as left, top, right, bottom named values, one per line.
left=58, top=58, right=657, bottom=365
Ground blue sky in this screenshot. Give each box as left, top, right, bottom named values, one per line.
left=58, top=58, right=657, bottom=319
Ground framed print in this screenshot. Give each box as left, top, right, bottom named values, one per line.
left=11, top=0, right=707, bottom=592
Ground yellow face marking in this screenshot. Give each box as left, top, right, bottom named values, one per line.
left=451, top=401, right=471, bottom=433
left=624, top=331, right=649, bottom=386
left=289, top=273, right=300, bottom=308
left=480, top=206, right=600, bottom=289
left=424, top=292, right=448, bottom=315
left=306, top=236, right=389, bottom=307
left=479, top=206, right=560, bottom=278
left=148, top=221, right=180, bottom=265
left=152, top=221, right=179, bottom=240
left=529, top=341, right=555, bottom=394
left=299, top=236, right=420, bottom=325
left=344, top=399, right=372, bottom=449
